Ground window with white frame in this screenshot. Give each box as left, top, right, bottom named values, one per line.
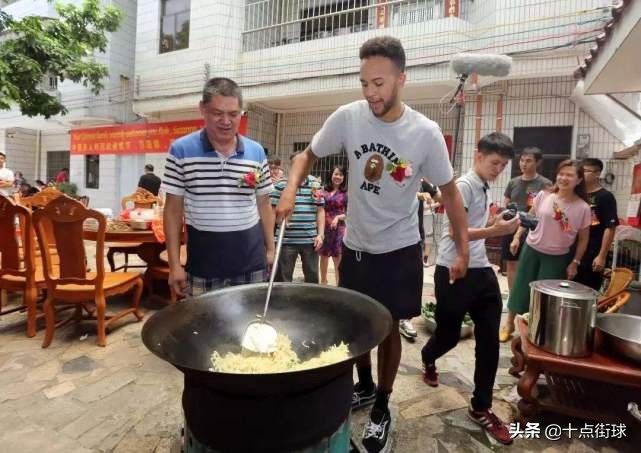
left=159, top=0, right=191, bottom=54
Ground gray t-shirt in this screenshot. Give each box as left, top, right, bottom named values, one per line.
left=504, top=174, right=552, bottom=211
left=311, top=101, right=454, bottom=254
left=437, top=170, right=491, bottom=269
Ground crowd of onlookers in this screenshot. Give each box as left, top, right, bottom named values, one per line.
left=268, top=156, right=348, bottom=286
left=0, top=150, right=69, bottom=199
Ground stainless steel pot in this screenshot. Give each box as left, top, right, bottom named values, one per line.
left=596, top=313, right=641, bottom=365
left=528, top=280, right=599, bottom=357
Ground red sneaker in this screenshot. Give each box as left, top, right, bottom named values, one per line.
left=467, top=406, right=513, bottom=445
left=422, top=363, right=439, bottom=387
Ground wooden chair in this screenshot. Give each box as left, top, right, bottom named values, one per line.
left=121, top=187, right=162, bottom=210
left=33, top=195, right=144, bottom=347
left=106, top=188, right=162, bottom=272
left=0, top=195, right=41, bottom=337
left=597, top=267, right=634, bottom=313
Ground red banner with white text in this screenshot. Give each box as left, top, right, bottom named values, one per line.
left=70, top=116, right=248, bottom=155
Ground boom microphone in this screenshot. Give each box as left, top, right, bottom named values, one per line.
left=450, top=53, right=512, bottom=77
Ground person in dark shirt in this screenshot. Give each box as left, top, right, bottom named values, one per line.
left=138, top=164, right=162, bottom=196
left=574, top=158, right=619, bottom=290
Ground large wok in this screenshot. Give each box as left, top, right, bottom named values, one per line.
left=142, top=283, right=392, bottom=391
left=141, top=283, right=393, bottom=451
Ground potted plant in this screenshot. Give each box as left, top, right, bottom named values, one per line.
left=422, top=302, right=474, bottom=339
left=56, top=182, right=79, bottom=198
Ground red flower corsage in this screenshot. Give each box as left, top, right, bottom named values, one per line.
left=552, top=201, right=572, bottom=232
left=386, top=160, right=413, bottom=182
left=310, top=179, right=323, bottom=201
left=238, top=166, right=262, bottom=188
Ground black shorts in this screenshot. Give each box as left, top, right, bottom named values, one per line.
left=501, top=232, right=526, bottom=261
left=339, top=242, right=423, bottom=320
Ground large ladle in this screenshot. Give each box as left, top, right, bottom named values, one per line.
left=240, top=219, right=287, bottom=354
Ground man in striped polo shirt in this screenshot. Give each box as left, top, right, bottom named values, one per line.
left=162, top=78, right=275, bottom=297
left=270, top=163, right=325, bottom=283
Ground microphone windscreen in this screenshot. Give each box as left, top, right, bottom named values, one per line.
left=450, top=53, right=512, bottom=77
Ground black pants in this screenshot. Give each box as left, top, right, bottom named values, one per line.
left=574, top=251, right=604, bottom=291
left=421, top=266, right=502, bottom=411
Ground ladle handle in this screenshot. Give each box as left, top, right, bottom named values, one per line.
left=261, top=219, right=287, bottom=320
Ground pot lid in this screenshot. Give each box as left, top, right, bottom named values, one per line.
left=529, top=280, right=600, bottom=300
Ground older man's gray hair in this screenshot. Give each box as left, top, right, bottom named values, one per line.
left=202, top=77, right=243, bottom=108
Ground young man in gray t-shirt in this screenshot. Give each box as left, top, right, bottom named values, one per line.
left=499, top=147, right=551, bottom=342
left=422, top=133, right=519, bottom=445
left=275, top=36, right=469, bottom=453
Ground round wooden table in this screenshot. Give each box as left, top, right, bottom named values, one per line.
left=83, top=228, right=166, bottom=267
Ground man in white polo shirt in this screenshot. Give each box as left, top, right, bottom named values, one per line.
left=421, top=132, right=518, bottom=445
left=0, top=151, right=15, bottom=197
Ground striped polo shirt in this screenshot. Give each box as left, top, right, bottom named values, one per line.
left=161, top=130, right=273, bottom=278
left=270, top=176, right=324, bottom=245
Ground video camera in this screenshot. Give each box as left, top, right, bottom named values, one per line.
left=500, top=202, right=539, bottom=230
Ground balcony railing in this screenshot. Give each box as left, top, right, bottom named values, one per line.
left=243, top=0, right=469, bottom=52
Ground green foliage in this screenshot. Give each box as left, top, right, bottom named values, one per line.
left=56, top=181, right=79, bottom=198
left=0, top=0, right=123, bottom=118
left=422, top=302, right=474, bottom=326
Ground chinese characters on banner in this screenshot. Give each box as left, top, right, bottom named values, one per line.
left=70, top=116, right=248, bottom=155
left=444, top=0, right=460, bottom=17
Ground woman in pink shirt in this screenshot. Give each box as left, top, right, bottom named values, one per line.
left=501, top=160, right=591, bottom=339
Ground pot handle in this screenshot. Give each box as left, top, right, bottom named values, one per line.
left=628, top=402, right=641, bottom=423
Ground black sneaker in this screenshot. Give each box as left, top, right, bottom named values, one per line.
left=361, top=408, right=393, bottom=453
left=352, top=382, right=376, bottom=410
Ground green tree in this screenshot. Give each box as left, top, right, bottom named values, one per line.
left=0, top=0, right=122, bottom=118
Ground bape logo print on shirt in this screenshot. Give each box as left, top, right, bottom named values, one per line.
left=364, top=155, right=384, bottom=182
left=355, top=142, right=412, bottom=195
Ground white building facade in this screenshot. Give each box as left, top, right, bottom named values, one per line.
left=132, top=0, right=640, bottom=218
left=0, top=0, right=139, bottom=214
left=2, top=0, right=639, bottom=217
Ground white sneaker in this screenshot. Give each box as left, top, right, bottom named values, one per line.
left=399, top=319, right=417, bottom=338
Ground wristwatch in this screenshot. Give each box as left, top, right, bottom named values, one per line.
left=572, top=259, right=580, bottom=265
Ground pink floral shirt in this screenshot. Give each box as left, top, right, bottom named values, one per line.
left=526, top=191, right=591, bottom=255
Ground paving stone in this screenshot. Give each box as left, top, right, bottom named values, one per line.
left=400, top=388, right=468, bottom=420
left=70, top=369, right=136, bottom=403
left=112, top=430, right=160, bottom=453
left=0, top=380, right=49, bottom=402
left=62, top=355, right=98, bottom=373
left=60, top=412, right=108, bottom=439
left=26, top=359, right=61, bottom=382
left=15, top=394, right=87, bottom=431
left=438, top=372, right=474, bottom=393
left=44, top=381, right=77, bottom=399
left=77, top=415, right=131, bottom=450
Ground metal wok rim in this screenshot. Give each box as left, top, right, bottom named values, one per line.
left=596, top=313, right=641, bottom=344
left=141, top=282, right=392, bottom=377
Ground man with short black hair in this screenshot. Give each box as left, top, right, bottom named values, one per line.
left=499, top=147, right=551, bottom=342
left=276, top=36, right=469, bottom=453
left=421, top=132, right=518, bottom=445
left=574, top=158, right=618, bottom=290
left=138, top=163, right=162, bottom=196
